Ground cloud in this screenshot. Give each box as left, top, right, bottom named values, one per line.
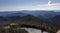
left=48, top=0, right=51, bottom=6
left=0, top=3, right=60, bottom=11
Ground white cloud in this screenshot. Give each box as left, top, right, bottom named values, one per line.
left=48, top=0, right=51, bottom=6
left=0, top=3, right=60, bottom=11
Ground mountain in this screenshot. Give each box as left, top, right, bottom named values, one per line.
left=0, top=12, right=60, bottom=32
left=6, top=16, right=21, bottom=21
left=0, top=11, right=28, bottom=17
left=0, top=10, right=60, bottom=32
left=0, top=10, right=60, bottom=19
left=50, top=15, right=60, bottom=29
left=6, top=12, right=28, bottom=17
left=15, top=15, right=44, bottom=23
left=51, top=15, right=60, bottom=25
left=22, top=10, right=60, bottom=18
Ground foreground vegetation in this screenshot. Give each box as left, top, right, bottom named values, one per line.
left=0, top=15, right=60, bottom=33
left=0, top=22, right=58, bottom=33
left=0, top=23, right=28, bottom=33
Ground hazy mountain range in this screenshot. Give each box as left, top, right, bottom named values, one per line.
left=0, top=10, right=60, bottom=19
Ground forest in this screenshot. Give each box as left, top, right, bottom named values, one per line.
left=0, top=14, right=60, bottom=33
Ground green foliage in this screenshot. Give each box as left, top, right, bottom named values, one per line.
left=0, top=25, right=28, bottom=33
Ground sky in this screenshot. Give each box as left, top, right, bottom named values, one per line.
left=0, top=0, right=60, bottom=11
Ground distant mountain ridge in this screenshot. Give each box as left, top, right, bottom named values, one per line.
left=0, top=10, right=60, bottom=18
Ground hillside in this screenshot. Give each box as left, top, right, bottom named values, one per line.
left=51, top=15, right=60, bottom=29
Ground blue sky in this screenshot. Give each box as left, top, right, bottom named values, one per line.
left=0, top=0, right=48, bottom=7
left=0, top=0, right=60, bottom=11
